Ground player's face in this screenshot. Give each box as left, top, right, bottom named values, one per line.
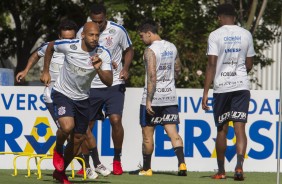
left=90, top=13, right=107, bottom=31
left=59, top=30, right=76, bottom=39
left=139, top=32, right=151, bottom=45
left=84, top=28, right=100, bottom=49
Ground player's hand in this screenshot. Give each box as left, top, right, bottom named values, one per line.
left=112, top=61, right=118, bottom=70
left=146, top=101, right=155, bottom=116
left=16, top=71, right=27, bottom=83
left=119, top=68, right=129, bottom=80
left=91, top=54, right=102, bottom=70
left=202, top=94, right=210, bottom=111
left=40, top=72, right=51, bottom=86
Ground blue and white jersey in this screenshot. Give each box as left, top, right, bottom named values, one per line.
left=37, top=42, right=66, bottom=103
left=77, top=21, right=132, bottom=88
left=141, top=40, right=178, bottom=106
left=53, top=39, right=112, bottom=100
left=207, top=25, right=255, bottom=93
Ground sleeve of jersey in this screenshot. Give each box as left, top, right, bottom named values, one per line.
left=247, top=32, right=256, bottom=57
left=76, top=27, right=83, bottom=39
left=119, top=27, right=132, bottom=50
left=206, top=32, right=219, bottom=56
left=99, top=48, right=112, bottom=71
left=37, top=43, right=48, bottom=57
left=53, top=39, right=72, bottom=54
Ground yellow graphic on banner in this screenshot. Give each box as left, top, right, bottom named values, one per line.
left=23, top=117, right=56, bottom=154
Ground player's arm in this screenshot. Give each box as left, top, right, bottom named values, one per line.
left=119, top=46, right=134, bottom=80
left=145, top=47, right=156, bottom=116
left=91, top=53, right=113, bottom=87
left=202, top=55, right=217, bottom=111
left=246, top=57, right=253, bottom=74
left=16, top=51, right=41, bottom=82
left=174, top=53, right=182, bottom=80
left=40, top=41, right=55, bottom=86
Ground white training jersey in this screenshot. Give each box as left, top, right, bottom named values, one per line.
left=207, top=25, right=255, bottom=93
left=77, top=21, right=132, bottom=88
left=53, top=39, right=112, bottom=100
left=141, top=40, right=178, bottom=106
left=37, top=42, right=66, bottom=103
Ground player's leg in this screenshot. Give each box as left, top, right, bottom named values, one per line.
left=139, top=126, right=154, bottom=176
left=215, top=123, right=228, bottom=178
left=163, top=123, right=187, bottom=176
left=231, top=90, right=250, bottom=181
left=106, top=84, right=126, bottom=175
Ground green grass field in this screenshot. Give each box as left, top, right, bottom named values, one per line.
left=0, top=169, right=278, bottom=184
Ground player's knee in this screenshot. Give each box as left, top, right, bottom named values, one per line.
left=73, top=134, right=86, bottom=145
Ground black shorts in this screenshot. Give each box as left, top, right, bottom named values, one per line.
left=89, top=84, right=126, bottom=121
left=52, top=90, right=90, bottom=134
left=139, top=105, right=180, bottom=127
left=213, top=90, right=250, bottom=127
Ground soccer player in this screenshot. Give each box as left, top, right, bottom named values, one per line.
left=16, top=20, right=77, bottom=124
left=40, top=22, right=113, bottom=184
left=202, top=3, right=255, bottom=181
left=137, top=20, right=187, bottom=176
left=76, top=3, right=134, bottom=175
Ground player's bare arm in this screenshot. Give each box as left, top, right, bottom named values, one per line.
left=246, top=57, right=253, bottom=73
left=120, top=46, right=134, bottom=80
left=40, top=41, right=55, bottom=86
left=145, top=47, right=156, bottom=115
left=16, top=51, right=41, bottom=82
left=202, top=55, right=217, bottom=111
left=91, top=54, right=113, bottom=87
left=174, top=53, right=182, bottom=80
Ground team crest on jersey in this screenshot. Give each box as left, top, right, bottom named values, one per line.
left=97, top=48, right=103, bottom=54
left=58, top=106, right=66, bottom=115
left=109, top=29, right=116, bottom=34
left=105, top=36, right=113, bottom=47
left=70, top=44, right=77, bottom=50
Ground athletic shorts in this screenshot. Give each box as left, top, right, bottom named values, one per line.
left=52, top=90, right=90, bottom=134
left=213, top=90, right=250, bottom=127
left=139, top=105, right=180, bottom=127
left=89, top=84, right=126, bottom=121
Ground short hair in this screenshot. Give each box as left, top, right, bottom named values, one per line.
left=58, top=19, right=77, bottom=34
left=90, top=3, right=106, bottom=15
left=216, top=3, right=236, bottom=17
left=138, top=20, right=158, bottom=34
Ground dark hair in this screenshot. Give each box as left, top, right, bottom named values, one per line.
left=58, top=19, right=77, bottom=34
left=216, top=3, right=236, bottom=16
left=90, top=3, right=106, bottom=15
left=138, top=19, right=158, bottom=34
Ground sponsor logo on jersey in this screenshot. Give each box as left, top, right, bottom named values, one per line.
left=218, top=111, right=247, bottom=124
left=158, top=63, right=172, bottom=70
left=220, top=71, right=237, bottom=76
left=105, top=36, right=113, bottom=47
left=225, top=48, right=241, bottom=53
left=223, top=57, right=238, bottom=65
left=109, top=29, right=116, bottom=34
left=156, top=77, right=170, bottom=83
left=156, top=88, right=172, bottom=93
left=161, top=50, right=174, bottom=58
left=70, top=44, right=77, bottom=50
left=153, top=96, right=176, bottom=101
left=224, top=36, right=241, bottom=44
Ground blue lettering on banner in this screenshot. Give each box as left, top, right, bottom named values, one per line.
left=100, top=119, right=114, bottom=156
left=184, top=119, right=211, bottom=157
left=155, top=126, right=177, bottom=157
left=259, top=99, right=273, bottom=115
left=178, top=96, right=213, bottom=113
left=1, top=93, right=47, bottom=111
left=248, top=120, right=273, bottom=159
left=0, top=117, right=23, bottom=152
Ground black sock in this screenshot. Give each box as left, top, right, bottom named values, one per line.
left=174, top=147, right=185, bottom=166
left=89, top=147, right=101, bottom=168
left=55, top=143, right=64, bottom=155
left=114, top=148, right=122, bottom=161
left=236, top=154, right=244, bottom=169
left=217, top=159, right=225, bottom=174
left=143, top=154, right=152, bottom=171
left=77, top=153, right=84, bottom=167
left=83, top=154, right=90, bottom=168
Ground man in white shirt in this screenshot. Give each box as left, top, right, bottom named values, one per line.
left=76, top=3, right=134, bottom=175
left=138, top=20, right=186, bottom=176
left=41, top=22, right=112, bottom=184
left=202, top=3, right=255, bottom=181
